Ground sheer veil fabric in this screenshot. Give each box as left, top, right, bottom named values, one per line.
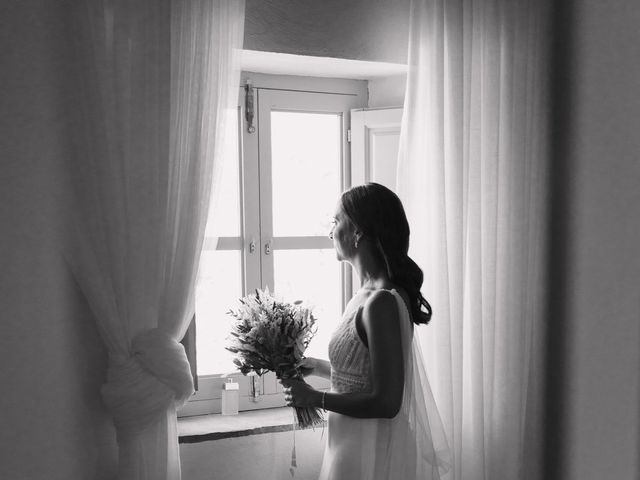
left=319, top=290, right=450, bottom=479
left=66, top=1, right=244, bottom=479
left=397, top=0, right=551, bottom=478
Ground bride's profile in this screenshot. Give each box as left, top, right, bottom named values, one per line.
left=281, top=182, right=450, bottom=480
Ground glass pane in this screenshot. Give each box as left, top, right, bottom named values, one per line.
left=206, top=110, right=241, bottom=237
left=271, top=111, right=341, bottom=237
left=273, top=249, right=342, bottom=360
left=195, top=249, right=243, bottom=374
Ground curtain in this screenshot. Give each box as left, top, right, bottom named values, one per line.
left=67, top=1, right=244, bottom=479
left=396, top=0, right=550, bottom=478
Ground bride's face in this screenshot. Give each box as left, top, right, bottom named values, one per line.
left=329, top=203, right=357, bottom=261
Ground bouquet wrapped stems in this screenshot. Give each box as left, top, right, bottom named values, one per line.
left=292, top=402, right=325, bottom=428
left=278, top=370, right=325, bottom=429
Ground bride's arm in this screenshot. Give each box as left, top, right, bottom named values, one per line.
left=299, top=357, right=332, bottom=380
left=283, top=290, right=404, bottom=419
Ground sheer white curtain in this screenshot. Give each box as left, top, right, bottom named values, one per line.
left=67, top=1, right=244, bottom=479
left=397, top=0, right=550, bottom=478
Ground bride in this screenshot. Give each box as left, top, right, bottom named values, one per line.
left=281, top=183, right=450, bottom=480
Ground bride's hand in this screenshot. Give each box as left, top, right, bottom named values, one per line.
left=281, top=377, right=320, bottom=408
left=296, top=357, right=318, bottom=377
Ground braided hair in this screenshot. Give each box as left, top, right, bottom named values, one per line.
left=340, top=183, right=432, bottom=325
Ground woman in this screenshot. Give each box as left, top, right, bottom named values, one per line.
left=281, top=183, right=450, bottom=480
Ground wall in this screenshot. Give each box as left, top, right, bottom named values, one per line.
left=559, top=0, right=640, bottom=478
left=367, top=74, right=407, bottom=108
left=180, top=427, right=325, bottom=480
left=244, top=0, right=411, bottom=110
left=0, top=1, right=117, bottom=479
left=244, top=0, right=410, bottom=65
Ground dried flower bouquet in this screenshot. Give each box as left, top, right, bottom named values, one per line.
left=226, top=288, right=324, bottom=428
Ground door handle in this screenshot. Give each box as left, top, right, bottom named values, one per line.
left=264, top=240, right=271, bottom=255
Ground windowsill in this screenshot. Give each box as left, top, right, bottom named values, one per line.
left=178, top=407, right=326, bottom=444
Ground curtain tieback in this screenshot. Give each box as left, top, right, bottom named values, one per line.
left=101, top=328, right=195, bottom=435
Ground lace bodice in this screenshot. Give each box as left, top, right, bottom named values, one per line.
left=328, top=296, right=372, bottom=394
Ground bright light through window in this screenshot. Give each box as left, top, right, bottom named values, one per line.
left=273, top=249, right=341, bottom=360
left=195, top=250, right=243, bottom=375
left=195, top=92, right=349, bottom=379
left=205, top=113, right=241, bottom=238
left=271, top=111, right=341, bottom=237
left=196, top=109, right=243, bottom=376
left=270, top=110, right=344, bottom=360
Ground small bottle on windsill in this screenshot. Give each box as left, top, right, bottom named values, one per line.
left=221, top=377, right=239, bottom=415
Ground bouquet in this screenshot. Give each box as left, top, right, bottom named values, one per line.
left=226, top=288, right=324, bottom=428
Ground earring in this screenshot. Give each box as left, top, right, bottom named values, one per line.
left=354, top=238, right=359, bottom=249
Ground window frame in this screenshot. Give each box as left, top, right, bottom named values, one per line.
left=179, top=73, right=367, bottom=418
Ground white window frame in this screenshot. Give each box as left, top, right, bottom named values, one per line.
left=179, top=73, right=367, bottom=417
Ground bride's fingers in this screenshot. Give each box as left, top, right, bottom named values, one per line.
left=282, top=381, right=301, bottom=392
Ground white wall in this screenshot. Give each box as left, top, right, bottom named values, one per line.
left=180, top=427, right=325, bottom=480
left=367, top=74, right=407, bottom=108
left=0, top=1, right=117, bottom=478
left=244, top=0, right=411, bottom=110
left=562, top=1, right=640, bottom=478
left=244, top=0, right=410, bottom=64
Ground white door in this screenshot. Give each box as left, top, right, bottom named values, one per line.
left=349, top=107, right=403, bottom=293
left=350, top=107, right=403, bottom=192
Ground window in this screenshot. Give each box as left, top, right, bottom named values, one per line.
left=179, top=74, right=367, bottom=416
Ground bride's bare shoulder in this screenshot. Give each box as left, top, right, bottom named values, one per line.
left=361, top=286, right=412, bottom=322
left=362, top=289, right=397, bottom=312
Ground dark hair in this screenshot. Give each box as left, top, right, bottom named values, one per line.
left=340, top=182, right=432, bottom=325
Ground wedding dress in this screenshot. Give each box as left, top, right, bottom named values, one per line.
left=318, top=289, right=450, bottom=480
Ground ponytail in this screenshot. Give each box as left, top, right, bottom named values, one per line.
left=376, top=241, right=432, bottom=325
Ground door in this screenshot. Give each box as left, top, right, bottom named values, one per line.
left=350, top=107, right=403, bottom=190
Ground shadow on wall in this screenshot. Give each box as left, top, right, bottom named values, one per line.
left=542, top=0, right=576, bottom=478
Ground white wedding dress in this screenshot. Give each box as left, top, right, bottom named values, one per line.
left=318, top=289, right=450, bottom=480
